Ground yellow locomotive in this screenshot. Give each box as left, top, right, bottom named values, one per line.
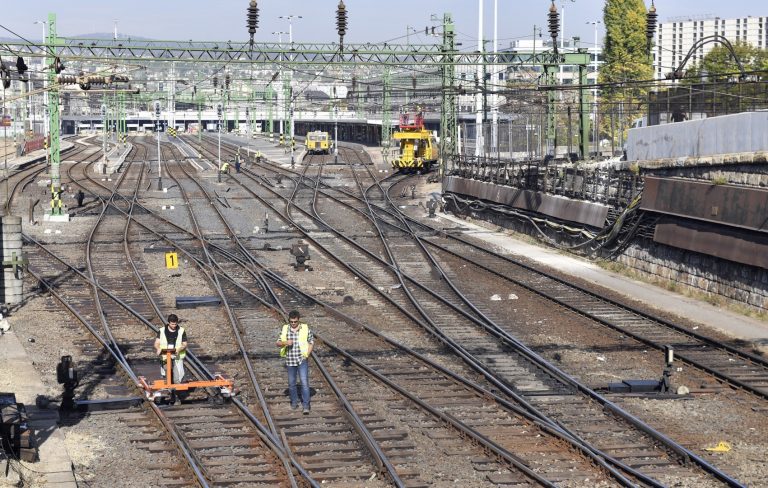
left=391, top=112, right=438, bottom=173
left=305, top=130, right=330, bottom=155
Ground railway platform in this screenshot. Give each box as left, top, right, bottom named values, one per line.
left=0, top=331, right=77, bottom=487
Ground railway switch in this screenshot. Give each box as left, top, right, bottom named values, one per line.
left=56, top=355, right=79, bottom=411
left=427, top=199, right=437, bottom=218
left=291, top=241, right=312, bottom=271
left=661, top=345, right=674, bottom=393
left=606, top=345, right=686, bottom=395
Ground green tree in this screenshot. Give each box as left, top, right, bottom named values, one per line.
left=598, top=0, right=653, bottom=153
left=685, top=41, right=767, bottom=80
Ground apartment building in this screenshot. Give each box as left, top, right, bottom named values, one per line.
left=654, top=15, right=768, bottom=79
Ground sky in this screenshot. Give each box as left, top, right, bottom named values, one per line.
left=1, top=1, right=764, bottom=51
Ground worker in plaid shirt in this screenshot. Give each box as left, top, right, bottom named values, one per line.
left=276, top=310, right=314, bottom=414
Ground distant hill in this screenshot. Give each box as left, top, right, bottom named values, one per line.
left=71, top=33, right=154, bottom=41
left=0, top=33, right=153, bottom=43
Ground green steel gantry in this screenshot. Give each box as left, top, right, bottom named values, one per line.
left=4, top=11, right=592, bottom=186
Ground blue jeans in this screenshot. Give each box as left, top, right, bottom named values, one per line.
left=287, top=360, right=310, bottom=408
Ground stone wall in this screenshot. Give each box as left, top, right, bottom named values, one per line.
left=446, top=166, right=768, bottom=313
left=617, top=241, right=768, bottom=311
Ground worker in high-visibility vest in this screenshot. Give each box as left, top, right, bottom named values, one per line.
left=154, top=314, right=188, bottom=386
left=220, top=161, right=230, bottom=174
left=276, top=310, right=314, bottom=414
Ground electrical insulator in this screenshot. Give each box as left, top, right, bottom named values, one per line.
left=217, top=104, right=222, bottom=118
left=58, top=74, right=77, bottom=85
left=548, top=2, right=559, bottom=46
left=53, top=56, right=64, bottom=74
left=154, top=101, right=161, bottom=117
left=193, top=85, right=197, bottom=97
left=412, top=74, right=416, bottom=90
left=336, top=0, right=348, bottom=50
left=665, top=70, right=686, bottom=80
left=16, top=57, right=28, bottom=78
left=1, top=64, right=10, bottom=89
left=247, top=0, right=259, bottom=45
left=646, top=2, right=658, bottom=45
left=225, top=73, right=231, bottom=89
left=270, top=71, right=279, bottom=83
left=351, top=76, right=357, bottom=92
left=213, top=75, right=218, bottom=89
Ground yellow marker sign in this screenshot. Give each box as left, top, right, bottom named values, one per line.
left=165, top=252, right=178, bottom=269
left=704, top=441, right=732, bottom=453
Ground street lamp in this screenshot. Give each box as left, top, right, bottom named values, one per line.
left=279, top=16, right=302, bottom=165
left=271, top=31, right=288, bottom=47
left=558, top=0, right=575, bottom=85
left=272, top=31, right=288, bottom=140
left=278, top=15, right=302, bottom=44
left=587, top=19, right=602, bottom=158
left=406, top=26, right=418, bottom=47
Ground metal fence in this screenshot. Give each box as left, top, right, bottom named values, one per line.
left=647, top=79, right=768, bottom=126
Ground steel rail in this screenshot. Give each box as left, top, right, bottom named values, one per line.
left=230, top=152, right=744, bottom=487
left=85, top=140, right=623, bottom=486
left=25, top=172, right=313, bottom=488
left=175, top=140, right=410, bottom=487
left=230, top=159, right=647, bottom=486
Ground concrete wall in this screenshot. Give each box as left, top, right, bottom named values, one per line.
left=626, top=111, right=768, bottom=161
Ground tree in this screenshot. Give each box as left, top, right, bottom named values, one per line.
left=685, top=41, right=768, bottom=81
left=598, top=0, right=653, bottom=153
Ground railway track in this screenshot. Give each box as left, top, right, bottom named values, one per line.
left=179, top=135, right=741, bottom=486
left=177, top=135, right=640, bottom=485
left=9, top=132, right=755, bottom=485
left=196, top=138, right=752, bottom=488
left=18, top=138, right=303, bottom=486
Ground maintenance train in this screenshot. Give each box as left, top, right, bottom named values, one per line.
left=305, top=130, right=331, bottom=155
left=391, top=112, right=438, bottom=173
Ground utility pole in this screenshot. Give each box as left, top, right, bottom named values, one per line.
left=46, top=13, right=63, bottom=217
left=154, top=100, right=162, bottom=190
left=439, top=13, right=457, bottom=175
left=491, top=0, right=498, bottom=159
left=101, top=102, right=107, bottom=173
left=475, top=0, right=484, bottom=158
left=587, top=19, right=602, bottom=158
left=334, top=101, right=339, bottom=163
left=217, top=103, right=222, bottom=183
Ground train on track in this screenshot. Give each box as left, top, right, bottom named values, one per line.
left=305, top=130, right=331, bottom=154
left=391, top=112, right=438, bottom=173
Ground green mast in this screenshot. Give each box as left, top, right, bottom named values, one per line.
left=439, top=13, right=457, bottom=175
left=47, top=13, right=62, bottom=215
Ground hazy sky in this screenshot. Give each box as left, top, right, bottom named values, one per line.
left=1, top=1, right=764, bottom=51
